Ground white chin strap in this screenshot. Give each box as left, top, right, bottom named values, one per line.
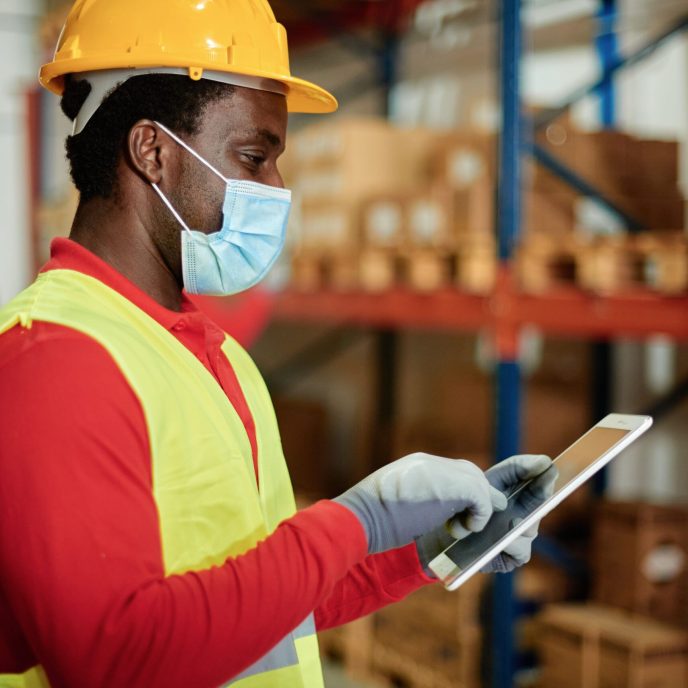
left=71, top=67, right=288, bottom=136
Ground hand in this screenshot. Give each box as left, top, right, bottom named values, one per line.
left=334, top=453, right=507, bottom=555
left=480, top=454, right=558, bottom=573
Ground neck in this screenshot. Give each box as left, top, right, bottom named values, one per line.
left=69, top=195, right=184, bottom=312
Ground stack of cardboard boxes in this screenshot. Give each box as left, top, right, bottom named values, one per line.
left=285, top=117, right=687, bottom=296
left=592, top=501, right=688, bottom=626
left=535, top=501, right=688, bottom=687
left=286, top=118, right=497, bottom=293
left=538, top=604, right=688, bottom=688
left=519, top=125, right=688, bottom=294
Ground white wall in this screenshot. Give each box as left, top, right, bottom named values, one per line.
left=0, top=0, right=42, bottom=305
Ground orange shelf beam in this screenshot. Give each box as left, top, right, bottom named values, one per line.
left=273, top=281, right=688, bottom=343
left=275, top=287, right=490, bottom=333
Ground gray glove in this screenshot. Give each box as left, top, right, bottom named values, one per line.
left=334, top=453, right=507, bottom=555
left=416, top=454, right=558, bottom=575
left=481, top=454, right=558, bottom=573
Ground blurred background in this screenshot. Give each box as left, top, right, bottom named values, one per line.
left=2, top=0, right=688, bottom=686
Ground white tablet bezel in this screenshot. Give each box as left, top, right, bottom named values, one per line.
left=428, top=413, right=653, bottom=590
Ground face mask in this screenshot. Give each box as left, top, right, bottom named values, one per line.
left=151, top=121, right=291, bottom=296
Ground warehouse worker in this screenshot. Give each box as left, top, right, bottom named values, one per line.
left=0, top=1, right=556, bottom=687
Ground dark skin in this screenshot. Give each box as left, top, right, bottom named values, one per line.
left=70, top=86, right=288, bottom=311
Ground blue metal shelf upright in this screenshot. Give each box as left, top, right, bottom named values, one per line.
left=491, top=2, right=523, bottom=687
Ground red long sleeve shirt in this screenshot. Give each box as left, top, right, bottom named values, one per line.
left=0, top=239, right=432, bottom=688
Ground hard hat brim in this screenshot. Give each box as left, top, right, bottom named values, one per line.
left=39, top=60, right=338, bottom=114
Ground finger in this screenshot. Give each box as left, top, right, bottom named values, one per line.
left=486, top=455, right=552, bottom=492
left=446, top=516, right=472, bottom=540
left=510, top=516, right=539, bottom=540
left=502, top=537, right=532, bottom=567
left=446, top=487, right=507, bottom=540
left=483, top=553, right=518, bottom=574
left=528, top=465, right=559, bottom=499
left=520, top=521, right=539, bottom=539
left=490, top=486, right=508, bottom=512
left=463, top=480, right=496, bottom=533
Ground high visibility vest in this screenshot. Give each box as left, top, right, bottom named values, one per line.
left=0, top=269, right=324, bottom=688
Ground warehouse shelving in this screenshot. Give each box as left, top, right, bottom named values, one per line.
left=273, top=280, right=688, bottom=342
left=267, top=2, right=688, bottom=687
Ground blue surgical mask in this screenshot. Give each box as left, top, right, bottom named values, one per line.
left=151, top=121, right=291, bottom=296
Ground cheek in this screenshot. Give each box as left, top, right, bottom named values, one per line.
left=174, top=163, right=226, bottom=233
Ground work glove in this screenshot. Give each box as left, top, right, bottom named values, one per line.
left=334, top=453, right=508, bottom=555
left=416, top=454, right=558, bottom=575
left=480, top=454, right=557, bottom=573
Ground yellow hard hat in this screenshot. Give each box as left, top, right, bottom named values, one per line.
left=39, top=0, right=337, bottom=114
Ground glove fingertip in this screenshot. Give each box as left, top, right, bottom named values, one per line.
left=447, top=519, right=472, bottom=540
left=490, top=487, right=508, bottom=512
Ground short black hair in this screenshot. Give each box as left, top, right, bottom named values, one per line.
left=61, top=74, right=235, bottom=202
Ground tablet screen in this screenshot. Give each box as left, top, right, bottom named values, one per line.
left=440, top=426, right=630, bottom=574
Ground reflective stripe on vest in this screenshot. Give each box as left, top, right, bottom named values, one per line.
left=0, top=270, right=324, bottom=688
left=227, top=615, right=317, bottom=684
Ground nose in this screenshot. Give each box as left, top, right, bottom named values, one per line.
left=267, top=164, right=285, bottom=189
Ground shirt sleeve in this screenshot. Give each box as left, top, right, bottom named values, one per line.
left=0, top=323, right=367, bottom=688
left=314, top=544, right=436, bottom=631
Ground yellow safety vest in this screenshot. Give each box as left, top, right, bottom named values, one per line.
left=0, top=269, right=324, bottom=688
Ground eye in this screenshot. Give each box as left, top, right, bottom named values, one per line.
left=242, top=153, right=265, bottom=166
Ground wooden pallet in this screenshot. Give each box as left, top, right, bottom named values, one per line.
left=291, top=251, right=360, bottom=292
left=516, top=234, right=583, bottom=294
left=319, top=578, right=485, bottom=687
left=456, top=240, right=497, bottom=295
left=518, top=232, right=688, bottom=295
left=369, top=624, right=482, bottom=688
left=291, top=246, right=497, bottom=294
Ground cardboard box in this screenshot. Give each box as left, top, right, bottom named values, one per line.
left=523, top=190, right=577, bottom=236
left=592, top=501, right=688, bottom=626
left=360, top=194, right=406, bottom=248
left=537, top=603, right=688, bottom=688
left=299, top=201, right=360, bottom=250
left=533, top=129, right=681, bottom=200
left=361, top=183, right=494, bottom=251
left=575, top=193, right=685, bottom=233
left=291, top=118, right=436, bottom=203
left=406, top=187, right=456, bottom=248
left=433, top=132, right=495, bottom=190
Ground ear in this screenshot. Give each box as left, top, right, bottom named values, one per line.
left=126, top=120, right=173, bottom=185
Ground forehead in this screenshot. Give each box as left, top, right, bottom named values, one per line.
left=196, top=85, right=288, bottom=145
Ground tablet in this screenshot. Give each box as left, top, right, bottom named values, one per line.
left=428, top=413, right=653, bottom=590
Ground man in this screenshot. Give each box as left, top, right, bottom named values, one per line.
left=0, top=1, right=556, bottom=686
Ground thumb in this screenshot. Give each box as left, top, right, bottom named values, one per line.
left=446, top=487, right=506, bottom=540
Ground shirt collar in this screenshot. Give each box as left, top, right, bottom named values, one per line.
left=42, top=238, right=199, bottom=332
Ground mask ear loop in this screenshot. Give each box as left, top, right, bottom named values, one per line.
left=154, top=120, right=229, bottom=183
left=151, top=183, right=193, bottom=235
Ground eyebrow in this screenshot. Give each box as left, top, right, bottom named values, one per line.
left=249, top=128, right=283, bottom=149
